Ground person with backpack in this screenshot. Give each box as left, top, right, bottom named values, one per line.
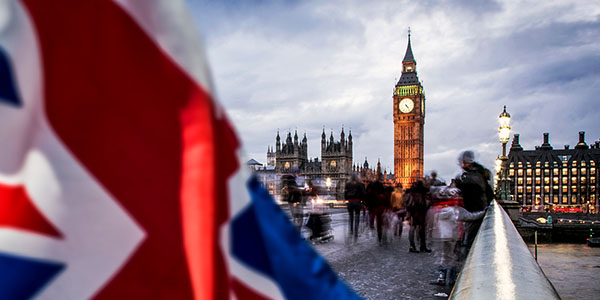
left=454, top=150, right=494, bottom=252
left=406, top=180, right=431, bottom=253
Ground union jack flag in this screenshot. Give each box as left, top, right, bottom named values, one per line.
left=0, top=0, right=359, bottom=299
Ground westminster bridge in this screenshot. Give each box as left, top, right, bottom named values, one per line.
left=291, top=201, right=564, bottom=299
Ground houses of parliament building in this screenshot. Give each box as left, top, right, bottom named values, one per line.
left=258, top=129, right=354, bottom=200
left=252, top=128, right=391, bottom=200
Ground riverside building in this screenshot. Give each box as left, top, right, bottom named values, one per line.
left=506, top=131, right=600, bottom=213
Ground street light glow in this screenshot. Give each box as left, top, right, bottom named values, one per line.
left=499, top=127, right=510, bottom=143
left=495, top=157, right=502, bottom=173
left=498, top=105, right=511, bottom=145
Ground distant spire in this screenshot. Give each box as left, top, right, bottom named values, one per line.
left=403, top=27, right=415, bottom=63
left=348, top=129, right=353, bottom=144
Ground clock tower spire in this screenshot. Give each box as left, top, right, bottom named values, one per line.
left=393, top=29, right=425, bottom=187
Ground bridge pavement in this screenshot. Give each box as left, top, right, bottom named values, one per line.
left=303, top=210, right=455, bottom=299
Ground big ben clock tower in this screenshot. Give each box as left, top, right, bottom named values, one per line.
left=393, top=29, right=425, bottom=187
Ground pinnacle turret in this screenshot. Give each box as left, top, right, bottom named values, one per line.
left=403, top=28, right=415, bottom=63
left=397, top=28, right=420, bottom=86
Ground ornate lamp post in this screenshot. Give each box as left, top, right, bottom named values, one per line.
left=498, top=106, right=511, bottom=202
left=494, top=156, right=502, bottom=190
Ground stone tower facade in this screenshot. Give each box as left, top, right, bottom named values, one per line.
left=393, top=30, right=425, bottom=187
left=320, top=128, right=353, bottom=183
left=274, top=130, right=308, bottom=173
left=268, top=128, right=352, bottom=199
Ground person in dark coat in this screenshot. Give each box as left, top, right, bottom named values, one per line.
left=406, top=180, right=431, bottom=253
left=454, top=150, right=494, bottom=252
left=367, top=175, right=389, bottom=245
left=344, top=174, right=365, bottom=237
left=364, top=180, right=375, bottom=229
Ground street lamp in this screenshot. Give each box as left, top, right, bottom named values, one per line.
left=497, top=105, right=511, bottom=202
left=325, top=177, right=332, bottom=193
left=499, top=105, right=511, bottom=157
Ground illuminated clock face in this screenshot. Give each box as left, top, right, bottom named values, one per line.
left=330, top=160, right=336, bottom=167
left=399, top=98, right=414, bottom=113
left=284, top=162, right=290, bottom=169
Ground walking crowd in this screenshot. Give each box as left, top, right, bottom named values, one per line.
left=279, top=150, right=494, bottom=287
left=342, top=150, right=494, bottom=286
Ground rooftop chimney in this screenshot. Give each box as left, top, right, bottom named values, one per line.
left=540, top=132, right=553, bottom=150
left=575, top=131, right=589, bottom=149
left=510, top=134, right=523, bottom=151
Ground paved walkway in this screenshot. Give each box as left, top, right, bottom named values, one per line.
left=310, top=213, right=455, bottom=299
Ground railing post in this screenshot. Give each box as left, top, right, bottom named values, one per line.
left=449, top=200, right=560, bottom=300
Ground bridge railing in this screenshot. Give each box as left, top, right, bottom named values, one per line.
left=449, top=200, right=561, bottom=300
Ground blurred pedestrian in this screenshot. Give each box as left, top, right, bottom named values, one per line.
left=382, top=185, right=395, bottom=243
left=390, top=182, right=406, bottom=238
left=364, top=180, right=376, bottom=229
left=305, top=179, right=319, bottom=203
left=454, top=150, right=494, bottom=252
left=406, top=180, right=431, bottom=253
left=427, top=186, right=486, bottom=286
left=344, top=174, right=366, bottom=237
left=367, top=175, right=388, bottom=245
left=282, top=172, right=303, bottom=231
left=425, top=170, right=445, bottom=188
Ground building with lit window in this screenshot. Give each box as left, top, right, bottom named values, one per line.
left=506, top=131, right=600, bottom=213
left=257, top=129, right=353, bottom=201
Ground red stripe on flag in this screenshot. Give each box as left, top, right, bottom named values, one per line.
left=22, top=0, right=240, bottom=298
left=0, top=183, right=62, bottom=238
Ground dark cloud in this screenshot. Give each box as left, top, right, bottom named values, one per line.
left=422, top=0, right=502, bottom=15
left=186, top=0, right=600, bottom=182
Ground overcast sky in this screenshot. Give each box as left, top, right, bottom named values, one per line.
left=187, top=0, right=600, bottom=183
